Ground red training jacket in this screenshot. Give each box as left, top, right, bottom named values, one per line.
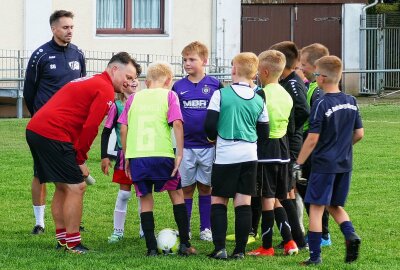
left=27, top=71, right=115, bottom=165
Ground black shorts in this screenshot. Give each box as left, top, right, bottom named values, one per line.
left=26, top=130, right=83, bottom=184
left=287, top=160, right=296, bottom=191
left=211, top=161, right=257, bottom=198
left=257, top=162, right=289, bottom=200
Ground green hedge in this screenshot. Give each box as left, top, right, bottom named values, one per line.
left=368, top=3, right=400, bottom=14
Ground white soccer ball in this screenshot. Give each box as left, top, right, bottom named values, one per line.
left=156, top=228, right=180, bottom=255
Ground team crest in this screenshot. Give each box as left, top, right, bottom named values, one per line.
left=202, top=85, right=211, bottom=94
left=69, top=61, right=80, bottom=70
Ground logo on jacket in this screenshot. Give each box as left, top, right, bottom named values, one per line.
left=107, top=101, right=113, bottom=108
left=202, top=85, right=211, bottom=94
left=69, top=61, right=80, bottom=71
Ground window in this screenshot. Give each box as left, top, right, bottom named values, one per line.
left=96, top=0, right=164, bottom=34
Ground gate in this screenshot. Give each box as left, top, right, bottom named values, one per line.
left=360, top=14, right=400, bottom=94
left=241, top=4, right=342, bottom=57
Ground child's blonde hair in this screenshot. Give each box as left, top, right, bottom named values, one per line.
left=232, top=52, right=259, bottom=79
left=258, top=50, right=286, bottom=80
left=146, top=61, right=174, bottom=84
left=301, top=43, right=330, bottom=66
left=181, top=41, right=209, bottom=61
left=315, top=55, right=342, bottom=84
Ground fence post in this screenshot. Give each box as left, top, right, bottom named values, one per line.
left=17, top=50, right=22, bottom=119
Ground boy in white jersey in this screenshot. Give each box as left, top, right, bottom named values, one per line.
left=205, top=52, right=269, bottom=260
left=118, top=62, right=196, bottom=256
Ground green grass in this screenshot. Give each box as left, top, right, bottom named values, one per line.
left=0, top=104, right=399, bottom=269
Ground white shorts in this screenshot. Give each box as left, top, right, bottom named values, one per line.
left=179, top=148, right=215, bottom=187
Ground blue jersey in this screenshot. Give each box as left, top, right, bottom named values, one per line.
left=172, top=75, right=222, bottom=148
left=309, top=92, right=363, bottom=173
left=23, top=38, right=86, bottom=115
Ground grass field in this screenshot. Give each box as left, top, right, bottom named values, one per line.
left=0, top=103, right=399, bottom=270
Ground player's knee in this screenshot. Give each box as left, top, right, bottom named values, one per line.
left=118, top=190, right=132, bottom=202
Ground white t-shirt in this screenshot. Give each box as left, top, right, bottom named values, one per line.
left=207, top=83, right=269, bottom=164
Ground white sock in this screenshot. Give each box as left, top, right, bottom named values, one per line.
left=33, top=205, right=45, bottom=227
left=113, top=190, right=131, bottom=235
left=295, top=193, right=305, bottom=234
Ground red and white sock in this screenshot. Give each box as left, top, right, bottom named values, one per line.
left=55, top=228, right=66, bottom=245
left=66, top=232, right=81, bottom=249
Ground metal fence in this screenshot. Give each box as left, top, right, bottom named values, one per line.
left=360, top=14, right=400, bottom=94
left=0, top=49, right=233, bottom=118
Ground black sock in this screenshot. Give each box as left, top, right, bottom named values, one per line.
left=251, top=196, right=262, bottom=236
left=274, top=206, right=292, bottom=244
left=322, top=209, right=330, bottom=239
left=141, top=211, right=157, bottom=251
left=173, top=203, right=191, bottom=246
left=281, top=199, right=306, bottom=247
left=211, top=204, right=227, bottom=251
left=261, top=210, right=274, bottom=249
left=233, top=205, right=252, bottom=254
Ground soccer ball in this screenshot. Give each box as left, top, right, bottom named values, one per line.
left=156, top=228, right=180, bottom=255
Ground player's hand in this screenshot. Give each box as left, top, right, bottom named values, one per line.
left=101, top=158, right=112, bottom=175
left=124, top=159, right=132, bottom=180
left=171, top=154, right=182, bottom=177
left=292, top=163, right=307, bottom=185
left=79, top=163, right=90, bottom=178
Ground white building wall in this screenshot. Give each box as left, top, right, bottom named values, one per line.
left=215, top=0, right=241, bottom=61
left=0, top=0, right=24, bottom=49
left=342, top=4, right=364, bottom=95
left=24, top=0, right=52, bottom=51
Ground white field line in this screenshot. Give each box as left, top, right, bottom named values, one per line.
left=363, top=120, right=400, bottom=124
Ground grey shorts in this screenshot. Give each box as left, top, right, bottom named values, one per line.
left=179, top=147, right=215, bottom=187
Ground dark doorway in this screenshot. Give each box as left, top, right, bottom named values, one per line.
left=241, top=4, right=342, bottom=57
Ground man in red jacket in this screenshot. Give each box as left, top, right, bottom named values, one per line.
left=26, top=52, right=141, bottom=254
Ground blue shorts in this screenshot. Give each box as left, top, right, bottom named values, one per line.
left=133, top=179, right=181, bottom=197
left=305, top=172, right=351, bottom=207
left=129, top=157, right=181, bottom=197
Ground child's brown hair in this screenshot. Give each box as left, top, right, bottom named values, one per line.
left=301, top=43, right=330, bottom=66
left=181, top=41, right=209, bottom=61
left=232, top=52, right=259, bottom=79
left=315, top=55, right=342, bottom=84
left=258, top=50, right=286, bottom=80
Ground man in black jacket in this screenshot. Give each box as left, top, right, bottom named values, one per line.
left=23, top=10, right=86, bottom=235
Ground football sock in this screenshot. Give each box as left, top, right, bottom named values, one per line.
left=295, top=193, right=305, bottom=234
left=340, top=221, right=355, bottom=240
left=55, top=228, right=66, bottom=245
left=233, top=205, right=252, bottom=254
left=173, top=203, right=191, bottom=246
left=251, top=196, right=262, bottom=235
left=322, top=209, right=330, bottom=239
left=33, top=205, right=45, bottom=227
left=274, top=206, right=293, bottom=244
left=184, top=198, right=193, bottom=232
left=211, top=204, right=227, bottom=251
left=199, top=195, right=211, bottom=231
left=261, top=210, right=274, bottom=249
left=141, top=211, right=157, bottom=250
left=113, top=190, right=132, bottom=235
left=308, top=231, right=322, bottom=261
left=66, top=232, right=81, bottom=249
left=281, top=199, right=306, bottom=247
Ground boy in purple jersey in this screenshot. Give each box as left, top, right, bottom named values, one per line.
left=172, top=41, right=223, bottom=241
left=295, top=56, right=364, bottom=265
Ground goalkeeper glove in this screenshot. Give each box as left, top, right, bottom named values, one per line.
left=292, top=163, right=307, bottom=185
